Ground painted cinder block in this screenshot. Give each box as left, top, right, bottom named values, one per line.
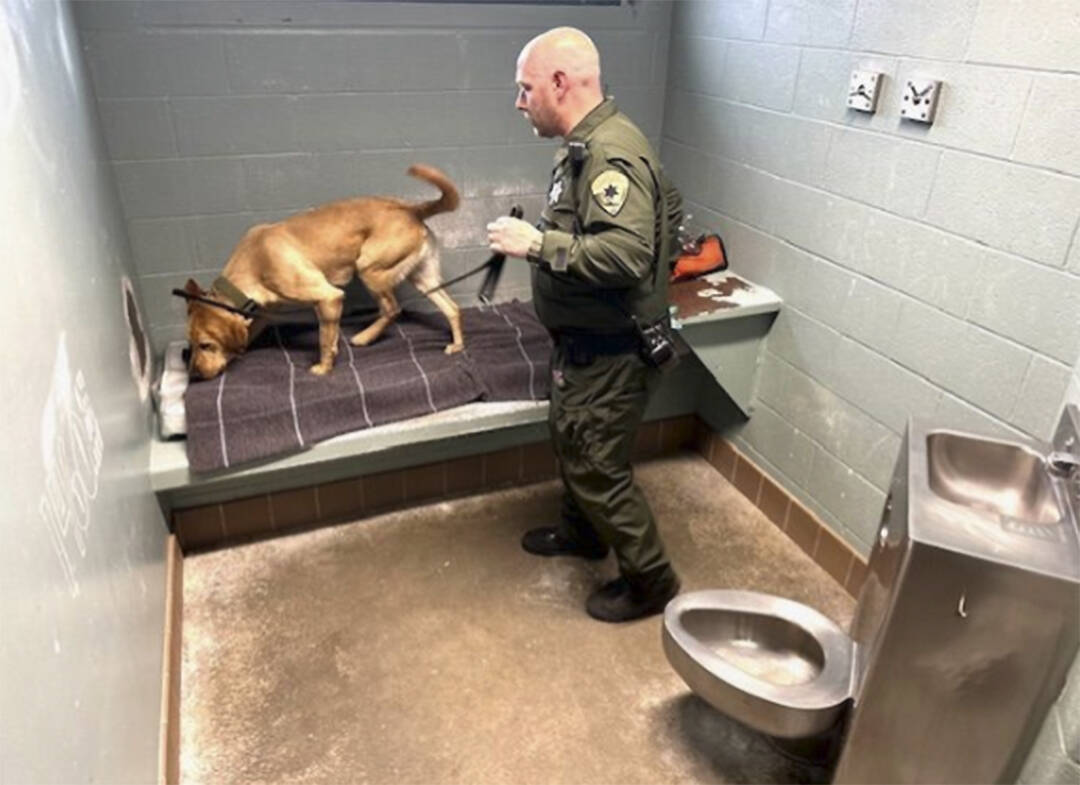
left=806, top=446, right=887, bottom=546
left=890, top=297, right=1031, bottom=420
left=1012, top=75, right=1080, bottom=178
left=925, top=152, right=1080, bottom=267
left=672, top=0, right=769, bottom=41
left=850, top=0, right=979, bottom=60
left=822, top=127, right=940, bottom=219
left=967, top=0, right=1080, bottom=72
left=764, top=0, right=858, bottom=47
left=98, top=99, right=177, bottom=160
left=829, top=337, right=942, bottom=435
left=758, top=353, right=900, bottom=490
left=172, top=96, right=297, bottom=157
left=739, top=401, right=816, bottom=486
left=126, top=218, right=195, bottom=277
left=1012, top=357, right=1073, bottom=441
left=720, top=41, right=801, bottom=112
left=667, top=34, right=728, bottom=99
left=224, top=33, right=461, bottom=94
left=82, top=31, right=229, bottom=98
left=965, top=250, right=1080, bottom=364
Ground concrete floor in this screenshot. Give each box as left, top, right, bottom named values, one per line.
left=181, top=452, right=855, bottom=784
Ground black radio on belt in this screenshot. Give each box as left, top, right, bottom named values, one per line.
left=634, top=314, right=679, bottom=373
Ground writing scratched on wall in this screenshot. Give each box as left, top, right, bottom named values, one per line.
left=38, top=333, right=103, bottom=597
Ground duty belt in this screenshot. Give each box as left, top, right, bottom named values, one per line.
left=552, top=330, right=640, bottom=365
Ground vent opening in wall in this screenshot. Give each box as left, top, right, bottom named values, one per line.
left=122, top=276, right=151, bottom=402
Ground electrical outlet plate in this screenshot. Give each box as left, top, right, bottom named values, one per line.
left=900, top=78, right=941, bottom=123
left=847, top=70, right=883, bottom=113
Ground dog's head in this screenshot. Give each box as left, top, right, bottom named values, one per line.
left=183, top=279, right=252, bottom=380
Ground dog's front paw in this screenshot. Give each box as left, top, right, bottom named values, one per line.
left=444, top=343, right=464, bottom=355
left=310, top=361, right=333, bottom=376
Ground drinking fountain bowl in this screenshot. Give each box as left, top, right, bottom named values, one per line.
left=925, top=432, right=1064, bottom=525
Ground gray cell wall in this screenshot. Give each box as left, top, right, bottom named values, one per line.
left=661, top=1, right=1079, bottom=782
left=73, top=0, right=674, bottom=351
left=663, top=0, right=1080, bottom=553
left=0, top=0, right=168, bottom=782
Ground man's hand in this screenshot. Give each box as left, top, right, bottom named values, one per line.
left=487, top=216, right=542, bottom=259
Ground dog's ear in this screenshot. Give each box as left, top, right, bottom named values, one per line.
left=183, top=278, right=203, bottom=314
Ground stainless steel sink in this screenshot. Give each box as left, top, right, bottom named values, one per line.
left=834, top=415, right=1080, bottom=784
left=926, top=432, right=1063, bottom=525
left=907, top=420, right=1079, bottom=579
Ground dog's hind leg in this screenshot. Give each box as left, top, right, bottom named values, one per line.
left=408, top=242, right=464, bottom=354
left=426, top=288, right=463, bottom=354
left=351, top=289, right=399, bottom=347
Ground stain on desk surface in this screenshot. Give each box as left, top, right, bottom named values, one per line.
left=669, top=276, right=753, bottom=319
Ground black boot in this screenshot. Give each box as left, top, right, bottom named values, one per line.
left=585, top=567, right=680, bottom=623
left=521, top=527, right=609, bottom=560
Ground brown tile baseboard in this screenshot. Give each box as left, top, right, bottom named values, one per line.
left=158, top=535, right=182, bottom=785
left=172, top=414, right=699, bottom=554
left=696, top=422, right=869, bottom=598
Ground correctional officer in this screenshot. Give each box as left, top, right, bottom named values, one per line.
left=487, top=27, right=683, bottom=623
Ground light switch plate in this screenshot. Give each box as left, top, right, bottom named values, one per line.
left=847, top=70, right=882, bottom=113
left=900, top=78, right=941, bottom=123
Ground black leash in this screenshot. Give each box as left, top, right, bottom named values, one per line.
left=172, top=204, right=523, bottom=320
left=383, top=203, right=522, bottom=312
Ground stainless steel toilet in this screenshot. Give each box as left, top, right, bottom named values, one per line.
left=662, top=589, right=853, bottom=739
left=662, top=412, right=1080, bottom=783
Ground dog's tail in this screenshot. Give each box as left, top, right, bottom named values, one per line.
left=406, top=164, right=460, bottom=220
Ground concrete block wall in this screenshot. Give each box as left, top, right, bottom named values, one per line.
left=661, top=3, right=1079, bottom=780
left=74, top=0, right=673, bottom=351
left=662, top=0, right=1080, bottom=557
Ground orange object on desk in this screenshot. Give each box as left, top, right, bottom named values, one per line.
left=670, top=233, right=728, bottom=282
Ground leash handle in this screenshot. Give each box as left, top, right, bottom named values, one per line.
left=478, top=204, right=523, bottom=305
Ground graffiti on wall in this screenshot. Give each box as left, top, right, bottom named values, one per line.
left=38, top=333, right=103, bottom=597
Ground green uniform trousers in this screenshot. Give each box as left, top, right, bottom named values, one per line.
left=549, top=343, right=671, bottom=580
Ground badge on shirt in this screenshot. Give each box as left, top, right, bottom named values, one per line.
left=590, top=169, right=630, bottom=216
left=548, top=178, right=564, bottom=205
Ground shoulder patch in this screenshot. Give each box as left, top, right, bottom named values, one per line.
left=590, top=169, right=630, bottom=217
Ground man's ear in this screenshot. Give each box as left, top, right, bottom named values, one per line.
left=552, top=70, right=569, bottom=98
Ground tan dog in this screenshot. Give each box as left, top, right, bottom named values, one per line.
left=183, top=164, right=462, bottom=379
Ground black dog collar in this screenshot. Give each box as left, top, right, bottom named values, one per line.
left=171, top=277, right=259, bottom=318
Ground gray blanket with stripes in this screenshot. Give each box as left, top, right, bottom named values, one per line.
left=183, top=301, right=551, bottom=473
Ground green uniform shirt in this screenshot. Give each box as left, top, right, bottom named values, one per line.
left=530, top=98, right=683, bottom=333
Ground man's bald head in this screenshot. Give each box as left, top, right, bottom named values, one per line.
left=514, top=27, right=605, bottom=138
left=518, top=27, right=601, bottom=89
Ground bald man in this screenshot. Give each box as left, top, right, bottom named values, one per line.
left=488, top=27, right=684, bottom=623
